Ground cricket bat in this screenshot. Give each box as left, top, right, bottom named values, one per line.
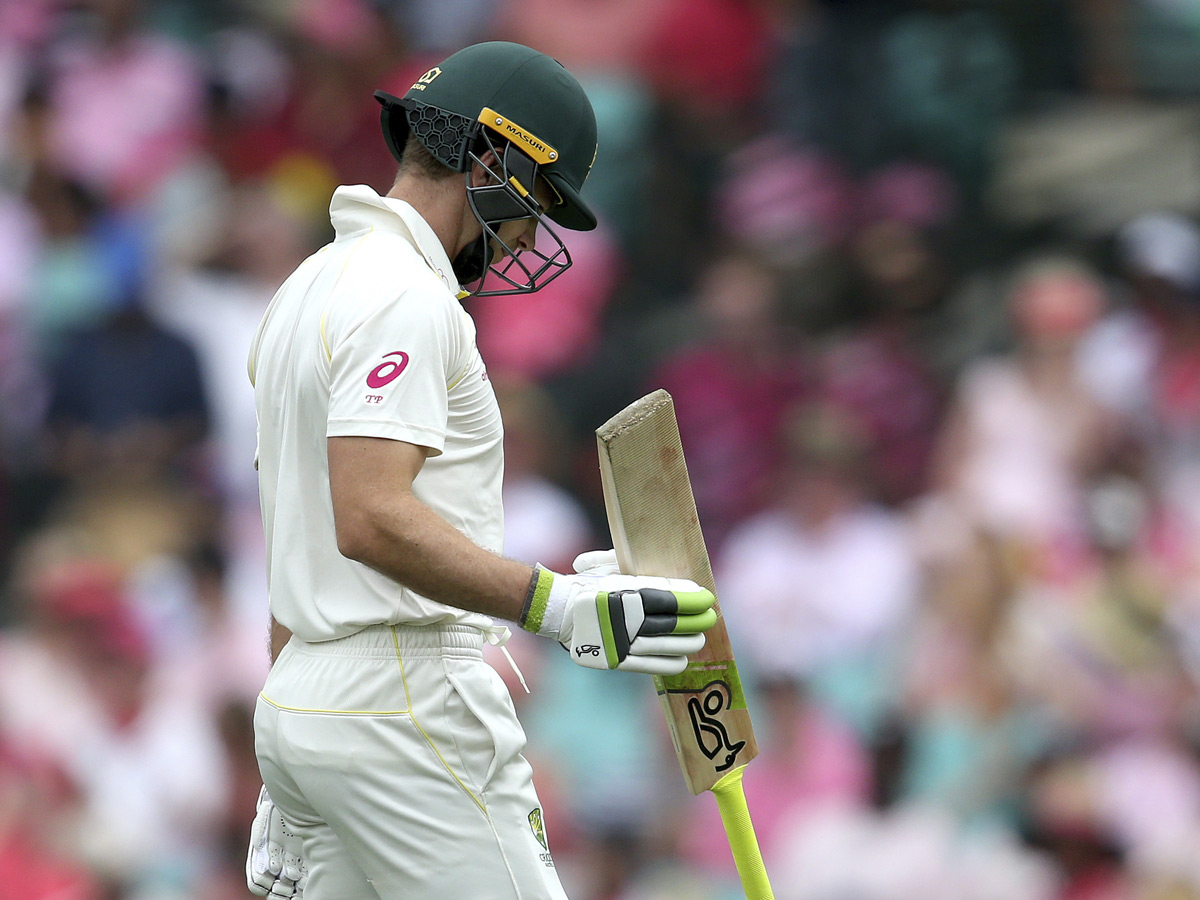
left=596, top=389, right=774, bottom=900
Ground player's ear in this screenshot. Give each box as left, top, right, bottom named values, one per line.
left=469, top=150, right=501, bottom=186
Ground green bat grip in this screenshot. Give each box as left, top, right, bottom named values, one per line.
left=711, top=765, right=775, bottom=900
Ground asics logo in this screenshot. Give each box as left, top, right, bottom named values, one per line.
left=366, top=351, right=409, bottom=388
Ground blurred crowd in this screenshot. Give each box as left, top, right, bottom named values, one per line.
left=3, top=1, right=1200, bottom=899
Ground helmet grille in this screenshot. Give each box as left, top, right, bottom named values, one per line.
left=406, top=103, right=476, bottom=171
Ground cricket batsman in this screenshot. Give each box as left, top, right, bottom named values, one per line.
left=244, top=42, right=717, bottom=899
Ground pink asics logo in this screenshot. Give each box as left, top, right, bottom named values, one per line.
left=366, top=351, right=409, bottom=388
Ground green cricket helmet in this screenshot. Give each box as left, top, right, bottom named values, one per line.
left=374, top=42, right=599, bottom=296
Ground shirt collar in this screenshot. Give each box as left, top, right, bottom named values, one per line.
left=329, top=185, right=465, bottom=297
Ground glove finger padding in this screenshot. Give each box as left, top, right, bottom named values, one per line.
left=572, top=548, right=620, bottom=576
left=247, top=787, right=277, bottom=896
left=630, top=633, right=706, bottom=657
left=272, top=849, right=302, bottom=898
left=295, top=860, right=310, bottom=896
left=522, top=565, right=717, bottom=672
left=572, top=586, right=715, bottom=671
left=247, top=786, right=308, bottom=898
left=615, top=651, right=693, bottom=675
left=270, top=810, right=305, bottom=897
left=636, top=587, right=719, bottom=634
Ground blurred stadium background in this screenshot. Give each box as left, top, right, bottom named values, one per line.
left=5, top=1, right=1200, bottom=898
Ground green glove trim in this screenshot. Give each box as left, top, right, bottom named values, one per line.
left=675, top=607, right=719, bottom=634
left=638, top=587, right=716, bottom=617
left=520, top=566, right=556, bottom=634
left=637, top=587, right=718, bottom=634
left=674, top=588, right=718, bottom=615
left=596, top=593, right=621, bottom=668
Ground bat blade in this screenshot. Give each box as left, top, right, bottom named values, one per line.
left=595, top=389, right=758, bottom=793
left=597, top=390, right=775, bottom=899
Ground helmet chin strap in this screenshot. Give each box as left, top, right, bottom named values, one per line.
left=451, top=233, right=492, bottom=285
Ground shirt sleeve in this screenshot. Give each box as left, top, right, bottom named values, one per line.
left=325, top=283, right=460, bottom=456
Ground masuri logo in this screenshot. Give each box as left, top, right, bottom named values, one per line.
left=410, top=67, right=441, bottom=91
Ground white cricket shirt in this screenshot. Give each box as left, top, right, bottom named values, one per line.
left=248, top=185, right=502, bottom=641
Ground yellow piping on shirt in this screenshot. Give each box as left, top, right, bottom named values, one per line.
left=320, top=229, right=375, bottom=362
left=319, top=310, right=331, bottom=362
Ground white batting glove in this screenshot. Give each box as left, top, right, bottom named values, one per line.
left=519, top=559, right=717, bottom=675
left=247, top=786, right=308, bottom=898
left=571, top=548, right=621, bottom=577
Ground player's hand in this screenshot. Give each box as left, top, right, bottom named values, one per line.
left=519, top=561, right=717, bottom=675
left=571, top=548, right=621, bottom=577
left=247, top=785, right=308, bottom=898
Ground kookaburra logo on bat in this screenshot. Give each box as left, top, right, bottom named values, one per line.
left=687, top=683, right=746, bottom=772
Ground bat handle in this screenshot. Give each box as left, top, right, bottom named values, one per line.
left=711, top=765, right=775, bottom=900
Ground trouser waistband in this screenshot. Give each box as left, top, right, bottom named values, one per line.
left=290, top=623, right=485, bottom=659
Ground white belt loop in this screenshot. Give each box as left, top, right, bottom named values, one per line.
left=480, top=623, right=530, bottom=694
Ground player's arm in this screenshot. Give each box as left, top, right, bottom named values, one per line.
left=327, top=434, right=716, bottom=674
left=269, top=616, right=292, bottom=664
left=328, top=435, right=532, bottom=619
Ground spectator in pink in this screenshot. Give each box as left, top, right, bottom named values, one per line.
left=820, top=163, right=957, bottom=506
left=647, top=251, right=812, bottom=548
left=930, top=255, right=1113, bottom=545
left=0, top=545, right=231, bottom=897
left=496, top=0, right=663, bottom=75
left=40, top=0, right=204, bottom=206
left=716, top=400, right=919, bottom=735
left=0, top=736, right=100, bottom=900
left=471, top=224, right=622, bottom=382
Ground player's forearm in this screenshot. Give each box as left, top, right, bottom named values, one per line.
left=336, top=490, right=534, bottom=622
left=269, top=616, right=292, bottom=663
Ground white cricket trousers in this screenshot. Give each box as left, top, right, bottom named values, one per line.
left=254, top=623, right=569, bottom=900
